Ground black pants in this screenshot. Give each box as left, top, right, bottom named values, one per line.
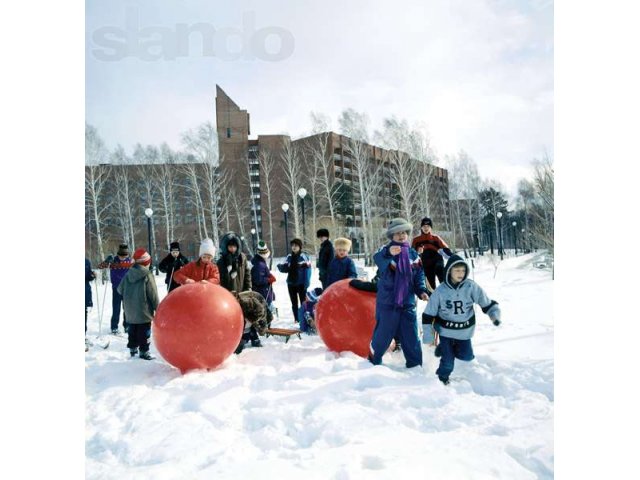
left=85, top=308, right=88, bottom=334
left=424, top=262, right=445, bottom=291
left=288, top=284, right=306, bottom=322
left=127, top=323, right=151, bottom=352
left=111, top=287, right=128, bottom=332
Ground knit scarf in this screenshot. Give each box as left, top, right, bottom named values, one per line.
left=391, top=240, right=411, bottom=307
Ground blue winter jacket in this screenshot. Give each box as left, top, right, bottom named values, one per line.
left=277, top=252, right=312, bottom=287
left=251, top=254, right=275, bottom=304
left=326, top=256, right=358, bottom=288
left=423, top=254, right=501, bottom=340
left=373, top=244, right=428, bottom=308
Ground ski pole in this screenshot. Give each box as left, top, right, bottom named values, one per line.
left=98, top=270, right=109, bottom=337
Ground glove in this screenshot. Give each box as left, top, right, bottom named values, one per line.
left=268, top=273, right=276, bottom=284
left=492, top=318, right=501, bottom=326
left=231, top=272, right=238, bottom=280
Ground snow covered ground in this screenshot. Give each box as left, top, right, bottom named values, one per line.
left=85, top=252, right=553, bottom=480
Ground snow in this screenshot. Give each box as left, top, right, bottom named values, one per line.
left=85, top=252, right=553, bottom=479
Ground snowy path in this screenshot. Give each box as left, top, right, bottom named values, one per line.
left=86, top=253, right=553, bottom=479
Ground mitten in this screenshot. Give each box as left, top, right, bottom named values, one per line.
left=268, top=273, right=276, bottom=283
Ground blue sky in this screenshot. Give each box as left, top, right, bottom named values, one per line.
left=86, top=0, right=553, bottom=193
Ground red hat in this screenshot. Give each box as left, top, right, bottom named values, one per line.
left=133, top=248, right=151, bottom=266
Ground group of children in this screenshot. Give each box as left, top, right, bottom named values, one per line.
left=89, top=217, right=501, bottom=384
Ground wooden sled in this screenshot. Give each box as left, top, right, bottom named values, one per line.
left=265, top=328, right=302, bottom=343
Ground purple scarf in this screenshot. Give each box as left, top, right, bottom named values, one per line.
left=391, top=241, right=412, bottom=307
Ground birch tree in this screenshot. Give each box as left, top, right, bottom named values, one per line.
left=258, top=147, right=278, bottom=253
left=85, top=124, right=111, bottom=261
left=280, top=139, right=302, bottom=238
left=111, top=145, right=137, bottom=250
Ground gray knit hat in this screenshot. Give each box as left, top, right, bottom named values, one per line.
left=386, top=217, right=413, bottom=240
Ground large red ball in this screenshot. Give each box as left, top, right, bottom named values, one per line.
left=153, top=283, right=243, bottom=373
left=315, top=279, right=377, bottom=358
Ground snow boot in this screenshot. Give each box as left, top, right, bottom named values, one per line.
left=438, top=375, right=450, bottom=386
left=130, top=348, right=138, bottom=357
left=139, top=351, right=155, bottom=360
left=251, top=338, right=263, bottom=348
left=111, top=329, right=122, bottom=336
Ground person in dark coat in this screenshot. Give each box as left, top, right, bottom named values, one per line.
left=158, top=241, right=190, bottom=292
left=411, top=217, right=453, bottom=292
left=250, top=240, right=276, bottom=328
left=369, top=218, right=430, bottom=369
left=98, top=244, right=134, bottom=335
left=217, top=232, right=252, bottom=293
left=117, top=248, right=160, bottom=360
left=316, top=228, right=334, bottom=289
left=85, top=258, right=96, bottom=349
left=325, top=237, right=358, bottom=288
left=277, top=238, right=312, bottom=322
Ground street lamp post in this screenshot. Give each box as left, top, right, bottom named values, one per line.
left=282, top=203, right=289, bottom=256
left=250, top=228, right=257, bottom=254
left=512, top=221, right=518, bottom=255
left=496, top=211, right=504, bottom=261
left=521, top=228, right=526, bottom=253
left=144, top=208, right=154, bottom=271
left=297, top=187, right=307, bottom=242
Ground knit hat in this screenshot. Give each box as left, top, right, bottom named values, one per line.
left=316, top=228, right=330, bottom=238
left=290, top=238, right=303, bottom=249
left=133, top=248, right=151, bottom=266
left=257, top=240, right=270, bottom=255
left=169, top=241, right=180, bottom=251
left=386, top=218, right=413, bottom=240
left=306, top=287, right=323, bottom=303
left=334, top=237, right=352, bottom=251
left=421, top=217, right=433, bottom=227
left=117, top=244, right=129, bottom=256
left=199, top=238, right=216, bottom=258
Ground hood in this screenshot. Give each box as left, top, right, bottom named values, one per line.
left=124, top=264, right=149, bottom=284
left=444, top=254, right=469, bottom=289
left=219, top=232, right=243, bottom=255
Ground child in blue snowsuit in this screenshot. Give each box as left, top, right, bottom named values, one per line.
left=298, top=287, right=323, bottom=333
left=325, top=237, right=358, bottom=288
left=369, top=218, right=430, bottom=368
left=423, top=254, right=501, bottom=385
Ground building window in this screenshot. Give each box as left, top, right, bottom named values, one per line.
left=226, top=128, right=231, bottom=138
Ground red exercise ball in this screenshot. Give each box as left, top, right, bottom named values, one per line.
left=153, top=283, right=243, bottom=373
left=315, top=278, right=377, bottom=358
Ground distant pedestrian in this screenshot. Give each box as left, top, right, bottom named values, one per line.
left=277, top=238, right=312, bottom=322
left=325, top=237, right=358, bottom=288
left=316, top=228, right=334, bottom=289
left=217, top=232, right=252, bottom=293
left=85, top=258, right=96, bottom=351
left=158, top=241, right=189, bottom=292
left=412, top=217, right=453, bottom=292
left=98, top=243, right=134, bottom=335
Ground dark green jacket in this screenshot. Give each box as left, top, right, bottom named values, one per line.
left=117, top=265, right=159, bottom=324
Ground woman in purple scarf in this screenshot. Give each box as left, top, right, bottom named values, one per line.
left=369, top=218, right=430, bottom=368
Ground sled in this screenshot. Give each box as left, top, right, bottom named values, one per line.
left=265, top=328, right=302, bottom=343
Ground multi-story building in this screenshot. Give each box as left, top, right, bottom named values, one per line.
left=85, top=86, right=449, bottom=263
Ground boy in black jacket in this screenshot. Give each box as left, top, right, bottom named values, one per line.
left=316, top=228, right=334, bottom=289
left=158, top=241, right=190, bottom=292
